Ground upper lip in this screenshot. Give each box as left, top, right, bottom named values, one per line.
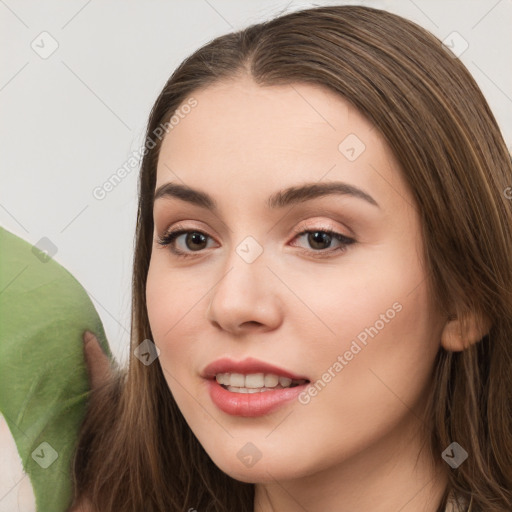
left=201, top=357, right=309, bottom=381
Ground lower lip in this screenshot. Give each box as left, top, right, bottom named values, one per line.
left=206, top=378, right=309, bottom=417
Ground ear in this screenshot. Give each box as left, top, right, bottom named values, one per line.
left=440, top=310, right=492, bottom=352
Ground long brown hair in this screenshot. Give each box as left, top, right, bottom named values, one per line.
left=70, top=5, right=512, bottom=511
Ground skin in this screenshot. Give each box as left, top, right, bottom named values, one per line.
left=144, top=74, right=456, bottom=512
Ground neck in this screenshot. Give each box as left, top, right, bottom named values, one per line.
left=253, top=416, right=449, bottom=512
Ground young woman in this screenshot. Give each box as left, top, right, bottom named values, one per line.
left=69, top=5, right=512, bottom=511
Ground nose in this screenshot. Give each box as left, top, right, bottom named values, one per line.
left=206, top=247, right=284, bottom=335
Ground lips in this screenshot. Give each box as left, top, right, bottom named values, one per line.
left=201, top=356, right=309, bottom=381
left=206, top=378, right=310, bottom=416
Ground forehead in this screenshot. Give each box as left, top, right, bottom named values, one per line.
left=155, top=76, right=409, bottom=213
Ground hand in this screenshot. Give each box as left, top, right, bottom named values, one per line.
left=66, top=333, right=112, bottom=512
left=82, top=331, right=112, bottom=389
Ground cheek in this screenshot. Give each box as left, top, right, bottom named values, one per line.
left=289, top=236, right=440, bottom=404
left=146, top=260, right=171, bottom=341
left=277, top=239, right=427, bottom=347
left=145, top=255, right=222, bottom=391
left=302, top=287, right=440, bottom=466
left=145, top=258, right=197, bottom=364
left=301, top=250, right=438, bottom=406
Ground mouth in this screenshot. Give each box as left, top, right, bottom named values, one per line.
left=201, top=357, right=311, bottom=416
left=206, top=374, right=310, bottom=417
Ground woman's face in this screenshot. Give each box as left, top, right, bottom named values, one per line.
left=146, top=75, right=446, bottom=484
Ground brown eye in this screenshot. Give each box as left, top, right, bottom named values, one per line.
left=307, top=231, right=334, bottom=250
left=290, top=228, right=355, bottom=258
left=183, top=232, right=208, bottom=251
left=157, top=229, right=216, bottom=258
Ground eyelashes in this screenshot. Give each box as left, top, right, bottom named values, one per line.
left=290, top=229, right=355, bottom=257
left=157, top=229, right=214, bottom=258
left=156, top=224, right=356, bottom=260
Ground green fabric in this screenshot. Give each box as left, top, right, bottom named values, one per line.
left=0, top=226, right=112, bottom=512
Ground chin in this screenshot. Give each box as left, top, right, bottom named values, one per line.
left=207, top=447, right=312, bottom=484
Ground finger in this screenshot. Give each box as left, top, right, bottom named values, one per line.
left=82, top=330, right=112, bottom=389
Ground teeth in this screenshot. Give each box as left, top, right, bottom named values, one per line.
left=264, top=374, right=279, bottom=388
left=215, top=372, right=306, bottom=389
left=225, top=386, right=274, bottom=393
left=226, top=386, right=276, bottom=394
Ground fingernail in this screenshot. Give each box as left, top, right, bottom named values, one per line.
left=83, top=330, right=95, bottom=344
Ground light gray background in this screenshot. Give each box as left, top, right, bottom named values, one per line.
left=1, top=0, right=511, bottom=368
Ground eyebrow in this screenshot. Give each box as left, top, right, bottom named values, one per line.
left=153, top=181, right=379, bottom=210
